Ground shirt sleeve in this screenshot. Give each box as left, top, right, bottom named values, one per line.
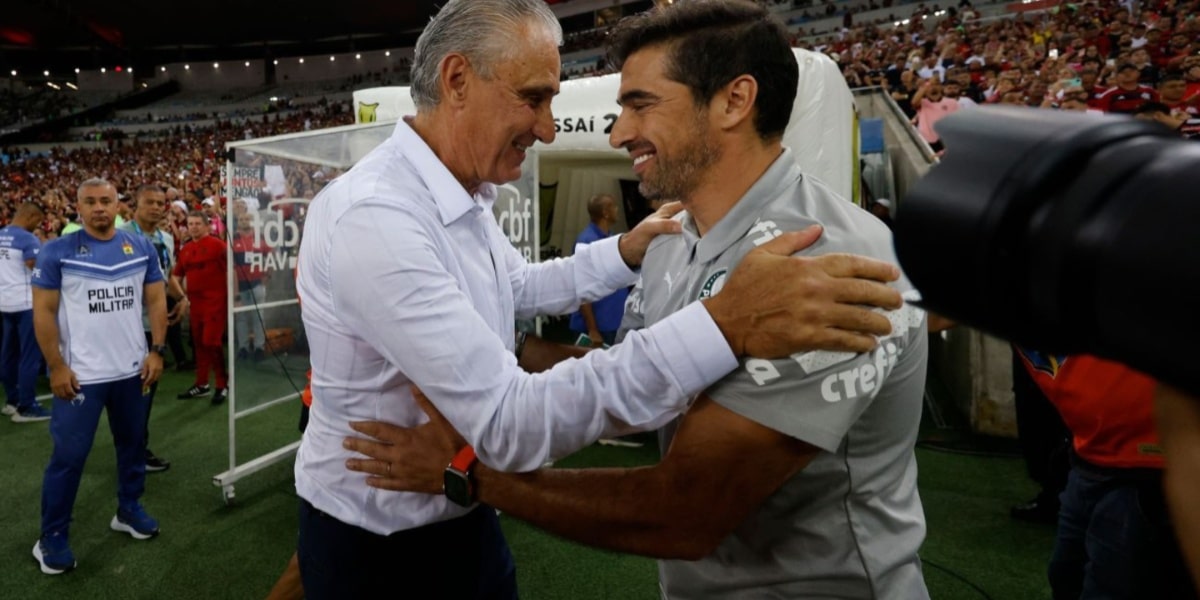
left=329, top=202, right=738, bottom=472
left=499, top=222, right=638, bottom=320
left=32, top=240, right=63, bottom=290
left=139, top=236, right=164, bottom=285
left=173, top=247, right=186, bottom=278
left=20, top=233, right=40, bottom=262
left=614, top=275, right=645, bottom=344
left=706, top=303, right=927, bottom=453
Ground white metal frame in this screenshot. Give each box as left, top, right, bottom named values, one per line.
left=211, top=125, right=384, bottom=503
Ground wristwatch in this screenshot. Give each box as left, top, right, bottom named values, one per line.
left=443, top=445, right=479, bottom=507
left=150, top=344, right=169, bottom=357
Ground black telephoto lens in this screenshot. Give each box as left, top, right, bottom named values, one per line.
left=895, top=107, right=1200, bottom=395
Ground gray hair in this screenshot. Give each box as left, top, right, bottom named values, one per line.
left=410, top=0, right=563, bottom=112
left=77, top=178, right=115, bottom=198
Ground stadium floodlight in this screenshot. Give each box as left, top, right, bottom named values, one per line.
left=161, top=66, right=166, bottom=72
left=66, top=82, right=78, bottom=90
left=75, top=68, right=80, bottom=73
left=43, top=70, right=49, bottom=76
left=385, top=50, right=391, bottom=56
left=274, top=60, right=279, bottom=65
left=185, top=64, right=190, bottom=70
left=245, top=61, right=250, bottom=67
left=330, top=56, right=335, bottom=62
left=214, top=62, right=220, bottom=68
left=356, top=53, right=362, bottom=60
left=101, top=67, right=106, bottom=73
left=299, top=58, right=305, bottom=64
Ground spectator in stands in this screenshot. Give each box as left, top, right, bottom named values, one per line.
left=118, top=185, right=189, bottom=473
left=1160, top=71, right=1200, bottom=113
left=1095, top=63, right=1160, bottom=113
left=891, top=69, right=920, bottom=117
left=175, top=211, right=228, bottom=405
left=1134, top=101, right=1199, bottom=139
left=1184, top=58, right=1200, bottom=98
left=200, top=198, right=226, bottom=239
left=1131, top=47, right=1161, bottom=84
left=912, top=80, right=959, bottom=151
left=0, top=202, right=48, bottom=422
left=31, top=178, right=167, bottom=575
left=944, top=79, right=977, bottom=107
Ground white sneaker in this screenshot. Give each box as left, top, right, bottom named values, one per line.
left=1, top=404, right=16, bottom=416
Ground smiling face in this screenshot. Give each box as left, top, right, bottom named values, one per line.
left=457, top=22, right=560, bottom=188
left=609, top=44, right=721, bottom=203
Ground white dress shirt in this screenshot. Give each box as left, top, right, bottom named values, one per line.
left=295, top=119, right=739, bottom=535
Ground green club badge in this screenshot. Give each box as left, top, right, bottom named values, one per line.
left=698, top=269, right=728, bottom=299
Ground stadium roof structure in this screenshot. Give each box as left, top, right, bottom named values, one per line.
left=2, top=0, right=444, bottom=74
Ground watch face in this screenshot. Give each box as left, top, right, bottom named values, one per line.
left=443, top=470, right=473, bottom=507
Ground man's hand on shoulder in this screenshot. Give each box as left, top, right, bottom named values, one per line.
left=618, top=201, right=684, bottom=269
left=704, top=225, right=903, bottom=358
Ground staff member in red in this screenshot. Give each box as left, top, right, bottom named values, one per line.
left=175, top=211, right=228, bottom=405
left=231, top=212, right=269, bottom=361
left=1017, top=351, right=1196, bottom=599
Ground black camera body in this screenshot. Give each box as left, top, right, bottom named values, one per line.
left=895, top=107, right=1200, bottom=395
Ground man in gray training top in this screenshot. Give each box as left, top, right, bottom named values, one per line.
left=342, top=1, right=929, bottom=598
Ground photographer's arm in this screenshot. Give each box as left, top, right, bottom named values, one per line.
left=1156, top=383, right=1200, bottom=589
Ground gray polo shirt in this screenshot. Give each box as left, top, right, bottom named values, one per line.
left=619, top=148, right=930, bottom=600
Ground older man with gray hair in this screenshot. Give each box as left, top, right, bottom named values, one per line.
left=293, top=0, right=904, bottom=597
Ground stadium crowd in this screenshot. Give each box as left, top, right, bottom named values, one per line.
left=813, top=0, right=1200, bottom=140
left=0, top=106, right=351, bottom=246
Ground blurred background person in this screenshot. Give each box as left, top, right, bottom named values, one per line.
left=0, top=202, right=48, bottom=422
left=568, top=193, right=627, bottom=347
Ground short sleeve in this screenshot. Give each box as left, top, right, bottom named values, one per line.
left=138, top=236, right=164, bottom=284
left=32, top=239, right=63, bottom=290
left=706, top=303, right=927, bottom=453
left=20, top=233, right=40, bottom=261
left=614, top=275, right=645, bottom=344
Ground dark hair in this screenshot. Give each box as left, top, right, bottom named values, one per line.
left=1159, top=71, right=1186, bottom=84
left=606, top=0, right=798, bottom=140
left=187, top=210, right=209, bottom=224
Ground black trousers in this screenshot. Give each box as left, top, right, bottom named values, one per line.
left=297, top=499, right=518, bottom=600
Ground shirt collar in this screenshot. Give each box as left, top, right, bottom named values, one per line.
left=392, top=118, right=497, bottom=226
left=689, top=147, right=802, bottom=265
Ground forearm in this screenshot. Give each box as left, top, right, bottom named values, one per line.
left=168, top=275, right=186, bottom=302
left=33, top=310, right=64, bottom=369
left=148, top=299, right=168, bottom=345
left=518, top=334, right=591, bottom=373
left=475, top=464, right=712, bottom=560
left=1157, top=384, right=1200, bottom=587
left=580, top=303, right=600, bottom=334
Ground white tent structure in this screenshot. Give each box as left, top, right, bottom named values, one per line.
left=214, top=48, right=857, bottom=501
left=353, top=49, right=859, bottom=256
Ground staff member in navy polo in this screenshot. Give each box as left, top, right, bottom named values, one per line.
left=569, top=193, right=628, bottom=347
left=31, top=178, right=167, bottom=575
left=0, top=202, right=48, bottom=422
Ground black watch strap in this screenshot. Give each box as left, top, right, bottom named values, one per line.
left=150, top=344, right=169, bottom=356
